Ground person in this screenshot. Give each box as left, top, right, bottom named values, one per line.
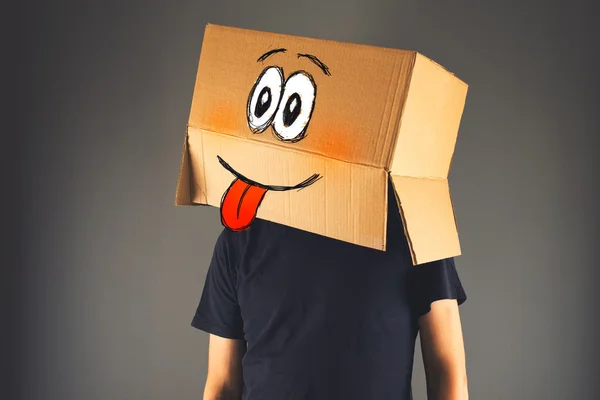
left=191, top=183, right=468, bottom=400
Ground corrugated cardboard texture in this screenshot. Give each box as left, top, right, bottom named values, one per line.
left=390, top=53, right=468, bottom=178
left=188, top=127, right=388, bottom=250
left=388, top=52, right=468, bottom=264
left=390, top=175, right=460, bottom=265
left=175, top=24, right=468, bottom=264
left=189, top=24, right=414, bottom=169
left=175, top=133, right=196, bottom=205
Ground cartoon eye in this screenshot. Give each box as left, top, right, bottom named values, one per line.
left=247, top=66, right=284, bottom=133
left=272, top=71, right=316, bottom=142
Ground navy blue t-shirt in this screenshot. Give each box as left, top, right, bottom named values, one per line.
left=192, top=188, right=467, bottom=400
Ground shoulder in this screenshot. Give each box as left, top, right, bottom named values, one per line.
left=213, top=227, right=242, bottom=262
left=213, top=218, right=273, bottom=263
left=214, top=226, right=238, bottom=251
left=409, top=257, right=467, bottom=318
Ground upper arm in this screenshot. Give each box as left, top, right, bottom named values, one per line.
left=418, top=299, right=468, bottom=398
left=204, top=334, right=246, bottom=399
left=419, top=299, right=466, bottom=369
left=408, top=257, right=468, bottom=398
left=192, top=231, right=245, bottom=340
left=192, top=231, right=246, bottom=399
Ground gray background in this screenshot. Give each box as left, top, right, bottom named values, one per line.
left=8, top=0, right=598, bottom=399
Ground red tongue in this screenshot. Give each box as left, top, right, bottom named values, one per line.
left=220, top=179, right=268, bottom=232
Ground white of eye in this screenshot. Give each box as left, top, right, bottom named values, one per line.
left=247, top=66, right=284, bottom=133
left=272, top=71, right=316, bottom=142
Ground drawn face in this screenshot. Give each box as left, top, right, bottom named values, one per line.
left=219, top=49, right=330, bottom=232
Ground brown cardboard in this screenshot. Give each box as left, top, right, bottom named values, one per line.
left=175, top=24, right=468, bottom=265
left=389, top=53, right=468, bottom=264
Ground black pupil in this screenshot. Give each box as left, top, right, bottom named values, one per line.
left=283, top=93, right=301, bottom=127
left=254, top=86, right=271, bottom=118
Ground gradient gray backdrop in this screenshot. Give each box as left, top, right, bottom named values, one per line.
left=10, top=0, right=599, bottom=399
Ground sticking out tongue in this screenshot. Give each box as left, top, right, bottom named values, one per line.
left=220, top=179, right=268, bottom=232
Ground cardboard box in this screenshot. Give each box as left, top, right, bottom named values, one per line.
left=175, top=24, right=468, bottom=265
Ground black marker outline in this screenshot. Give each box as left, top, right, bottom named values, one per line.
left=257, top=48, right=287, bottom=63
left=297, top=53, right=331, bottom=76
left=271, top=70, right=317, bottom=143
left=236, top=182, right=253, bottom=219
left=246, top=66, right=285, bottom=133
left=217, top=155, right=321, bottom=191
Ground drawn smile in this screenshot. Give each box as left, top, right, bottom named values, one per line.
left=217, top=155, right=321, bottom=232
left=217, top=156, right=321, bottom=191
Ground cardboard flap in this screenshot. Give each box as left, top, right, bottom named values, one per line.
left=175, top=132, right=192, bottom=205
left=390, top=175, right=460, bottom=265
left=188, top=127, right=389, bottom=250
left=390, top=53, right=468, bottom=178
left=175, top=128, right=207, bottom=206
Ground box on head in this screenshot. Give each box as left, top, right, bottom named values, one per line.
left=175, top=24, right=468, bottom=265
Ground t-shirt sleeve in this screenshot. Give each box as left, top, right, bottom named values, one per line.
left=409, top=257, right=467, bottom=319
left=191, top=230, right=245, bottom=340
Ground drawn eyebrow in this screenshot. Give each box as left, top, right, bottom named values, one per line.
left=257, top=48, right=287, bottom=62
left=297, top=53, right=331, bottom=76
